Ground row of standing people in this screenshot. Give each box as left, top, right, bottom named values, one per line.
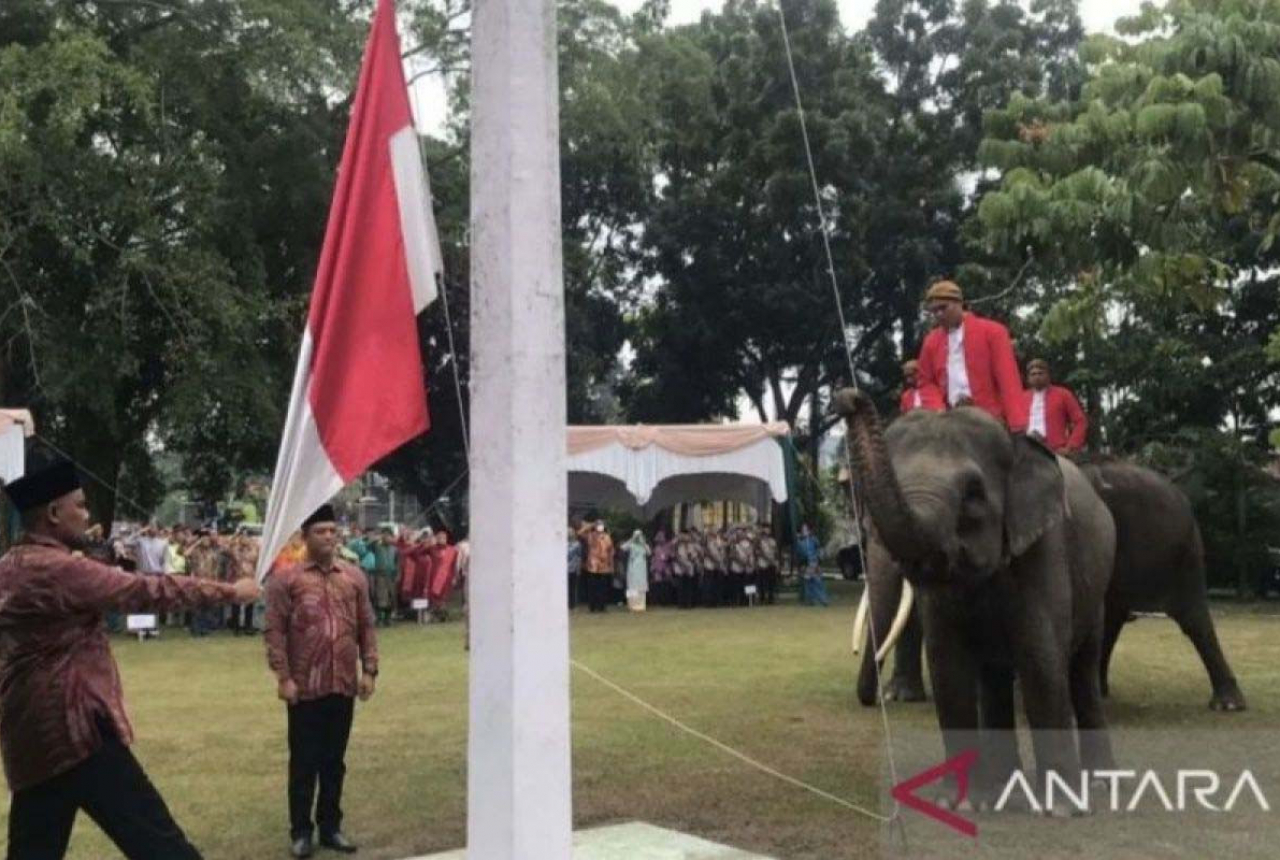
left=91, top=523, right=262, bottom=636
left=569, top=521, right=783, bottom=612
left=342, top=525, right=468, bottom=626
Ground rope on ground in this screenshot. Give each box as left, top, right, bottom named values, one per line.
left=775, top=0, right=903, bottom=800
left=571, top=659, right=894, bottom=823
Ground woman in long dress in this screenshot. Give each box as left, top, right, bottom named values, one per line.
left=622, top=530, right=651, bottom=612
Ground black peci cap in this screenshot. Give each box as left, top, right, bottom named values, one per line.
left=2, top=459, right=82, bottom=512
left=301, top=504, right=337, bottom=531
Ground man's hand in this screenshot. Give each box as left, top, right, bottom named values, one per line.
left=232, top=579, right=261, bottom=603
left=358, top=674, right=376, bottom=702
left=278, top=678, right=299, bottom=705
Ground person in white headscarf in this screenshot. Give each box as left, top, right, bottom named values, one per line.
left=622, top=530, right=651, bottom=613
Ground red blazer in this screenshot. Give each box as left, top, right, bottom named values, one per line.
left=1022, top=385, right=1087, bottom=452
left=899, top=385, right=944, bottom=414
left=917, top=312, right=1026, bottom=431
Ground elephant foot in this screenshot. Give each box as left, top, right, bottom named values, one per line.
left=882, top=675, right=927, bottom=702
left=1209, top=685, right=1247, bottom=712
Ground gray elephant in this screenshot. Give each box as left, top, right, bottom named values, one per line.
left=836, top=389, right=1116, bottom=801
left=855, top=460, right=1247, bottom=712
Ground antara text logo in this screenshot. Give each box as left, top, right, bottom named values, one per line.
left=891, top=750, right=1272, bottom=839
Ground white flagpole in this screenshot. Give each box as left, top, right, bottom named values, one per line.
left=466, top=0, right=572, bottom=855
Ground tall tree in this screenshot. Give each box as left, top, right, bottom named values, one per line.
left=0, top=0, right=366, bottom=524
left=972, top=0, right=1280, bottom=592
left=625, top=0, right=1086, bottom=469
left=973, top=0, right=1280, bottom=447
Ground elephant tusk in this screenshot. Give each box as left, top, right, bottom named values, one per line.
left=852, top=588, right=870, bottom=655
left=875, top=580, right=914, bottom=664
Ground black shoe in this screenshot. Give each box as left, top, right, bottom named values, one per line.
left=319, top=832, right=358, bottom=853
left=290, top=835, right=314, bottom=858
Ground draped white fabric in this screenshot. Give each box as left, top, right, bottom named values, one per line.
left=0, top=426, right=24, bottom=484
left=566, top=435, right=787, bottom=517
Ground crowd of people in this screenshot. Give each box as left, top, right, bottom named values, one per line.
left=570, top=518, right=787, bottom=613
left=80, top=519, right=469, bottom=637
left=340, top=525, right=469, bottom=624
left=86, top=524, right=262, bottom=636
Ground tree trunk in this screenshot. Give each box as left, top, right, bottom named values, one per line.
left=807, top=385, right=823, bottom=476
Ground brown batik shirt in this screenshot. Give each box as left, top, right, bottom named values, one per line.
left=0, top=534, right=239, bottom=792
left=264, top=558, right=378, bottom=701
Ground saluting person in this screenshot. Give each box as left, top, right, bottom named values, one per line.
left=0, top=460, right=259, bottom=859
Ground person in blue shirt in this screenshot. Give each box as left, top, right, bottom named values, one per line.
left=796, top=523, right=829, bottom=607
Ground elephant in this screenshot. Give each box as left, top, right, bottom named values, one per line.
left=855, top=459, right=1247, bottom=712
left=835, top=389, right=1117, bottom=802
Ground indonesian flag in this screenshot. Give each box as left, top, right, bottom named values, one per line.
left=257, top=0, right=442, bottom=579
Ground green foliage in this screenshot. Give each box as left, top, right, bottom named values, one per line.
left=973, top=0, right=1280, bottom=480
left=0, top=0, right=367, bottom=523
left=625, top=0, right=1085, bottom=465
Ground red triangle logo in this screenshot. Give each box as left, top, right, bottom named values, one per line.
left=890, top=749, right=980, bottom=838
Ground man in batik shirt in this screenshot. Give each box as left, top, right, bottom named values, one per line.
left=265, top=504, right=378, bottom=858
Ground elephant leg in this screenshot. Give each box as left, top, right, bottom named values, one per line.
left=1098, top=606, right=1126, bottom=699
left=976, top=662, right=1021, bottom=805
left=922, top=600, right=980, bottom=808
left=855, top=542, right=909, bottom=707
left=1069, top=631, right=1114, bottom=773
left=1008, top=540, right=1082, bottom=792
left=1168, top=599, right=1246, bottom=712
left=884, top=610, right=927, bottom=702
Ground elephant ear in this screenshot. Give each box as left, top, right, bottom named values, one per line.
left=1004, top=434, right=1066, bottom=558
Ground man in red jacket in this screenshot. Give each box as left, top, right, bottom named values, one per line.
left=915, top=280, right=1026, bottom=431
left=1023, top=358, right=1088, bottom=454
left=898, top=359, right=943, bottom=414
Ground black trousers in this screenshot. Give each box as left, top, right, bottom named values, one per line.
left=586, top=574, right=610, bottom=612
left=7, top=723, right=201, bottom=860
left=700, top=571, right=721, bottom=606
left=567, top=572, right=579, bottom=609
left=677, top=576, right=698, bottom=608
left=287, top=695, right=355, bottom=840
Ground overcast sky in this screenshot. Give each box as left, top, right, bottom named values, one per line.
left=407, top=0, right=1145, bottom=135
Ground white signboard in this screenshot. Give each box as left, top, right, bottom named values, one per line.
left=126, top=614, right=157, bottom=631
left=411, top=598, right=430, bottom=610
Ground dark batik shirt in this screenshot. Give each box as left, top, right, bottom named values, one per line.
left=0, top=534, right=238, bottom=791
left=264, top=559, right=378, bottom=701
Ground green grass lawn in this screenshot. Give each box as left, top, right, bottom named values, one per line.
left=3, top=580, right=1278, bottom=859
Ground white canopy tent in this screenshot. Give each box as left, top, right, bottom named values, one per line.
left=566, top=423, right=792, bottom=518
left=0, top=409, right=33, bottom=485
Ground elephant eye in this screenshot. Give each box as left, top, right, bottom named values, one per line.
left=962, top=476, right=986, bottom=503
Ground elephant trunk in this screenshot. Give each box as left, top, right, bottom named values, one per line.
left=839, top=391, right=932, bottom=564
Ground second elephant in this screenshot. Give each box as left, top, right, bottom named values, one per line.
left=855, top=459, right=1247, bottom=712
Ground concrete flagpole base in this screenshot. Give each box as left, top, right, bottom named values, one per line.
left=411, top=821, right=778, bottom=860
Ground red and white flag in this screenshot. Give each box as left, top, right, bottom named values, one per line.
left=257, top=0, right=442, bottom=579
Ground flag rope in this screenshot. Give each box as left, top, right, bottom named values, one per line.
left=571, top=659, right=893, bottom=822
left=774, top=0, right=904, bottom=823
